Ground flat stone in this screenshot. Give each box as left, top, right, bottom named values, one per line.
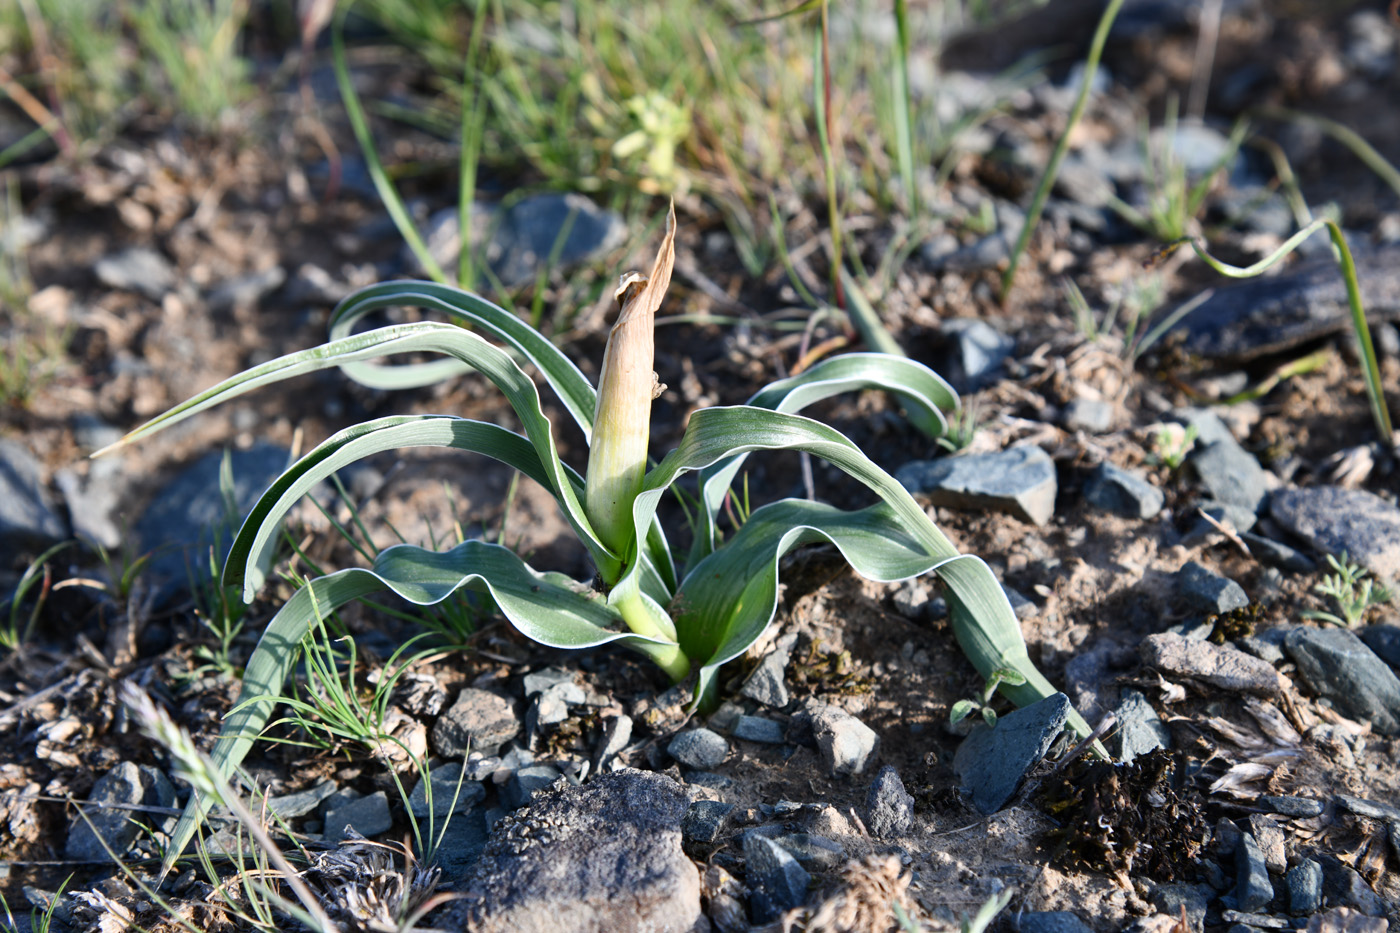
left=1358, top=625, right=1400, bottom=668
left=65, top=761, right=145, bottom=861
left=1112, top=689, right=1169, bottom=763
left=1320, top=857, right=1385, bottom=916
left=1176, top=561, right=1250, bottom=614
left=1141, top=633, right=1283, bottom=696
left=667, top=728, right=728, bottom=769
left=1152, top=884, right=1210, bottom=932
left=1270, top=486, right=1400, bottom=583
left=1019, top=912, right=1094, bottom=933
left=1287, top=859, right=1323, bottom=915
left=803, top=705, right=878, bottom=776
left=433, top=688, right=521, bottom=757
left=501, top=765, right=563, bottom=810
left=592, top=713, right=632, bottom=772
left=409, top=763, right=487, bottom=818
left=1337, top=794, right=1400, bottom=821
left=744, top=833, right=810, bottom=923
left=1236, top=833, right=1274, bottom=912
left=1284, top=627, right=1400, bottom=734
left=206, top=266, right=286, bottom=313
left=1084, top=462, right=1164, bottom=520
left=1221, top=910, right=1289, bottom=929
left=1261, top=796, right=1324, bottom=819
left=897, top=445, right=1057, bottom=527
left=740, top=633, right=795, bottom=708
left=431, top=808, right=491, bottom=877
left=1063, top=399, right=1115, bottom=433
left=439, top=769, right=699, bottom=933
left=891, top=580, right=933, bottom=621
left=267, top=780, right=338, bottom=821
left=864, top=765, right=914, bottom=838
left=1165, top=246, right=1400, bottom=361
left=0, top=439, right=68, bottom=560
left=490, top=193, right=627, bottom=287
left=732, top=715, right=786, bottom=745
left=94, top=246, right=175, bottom=300
left=523, top=668, right=577, bottom=697
left=681, top=800, right=733, bottom=845
left=953, top=693, right=1072, bottom=814
left=1247, top=814, right=1287, bottom=874
left=772, top=833, right=844, bottom=871
left=1189, top=441, right=1268, bottom=533
left=325, top=791, right=392, bottom=843
left=1240, top=532, right=1317, bottom=573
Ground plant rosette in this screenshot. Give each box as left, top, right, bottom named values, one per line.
left=98, top=205, right=1091, bottom=873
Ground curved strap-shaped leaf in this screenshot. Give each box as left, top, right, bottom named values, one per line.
left=328, top=283, right=677, bottom=593
left=328, top=281, right=598, bottom=442
left=616, top=405, right=1089, bottom=738
left=98, top=321, right=623, bottom=583
left=161, top=539, right=675, bottom=878
left=690, top=353, right=958, bottom=566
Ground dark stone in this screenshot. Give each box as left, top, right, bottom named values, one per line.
left=1261, top=796, right=1324, bottom=819
left=0, top=439, right=68, bottom=560
left=1239, top=533, right=1317, bottom=573
left=1004, top=585, right=1038, bottom=619
left=1176, top=562, right=1249, bottom=615
left=667, top=728, right=728, bottom=769
left=490, top=194, right=627, bottom=287
left=681, top=800, right=733, bottom=845
left=953, top=693, right=1072, bottom=814
left=1063, top=398, right=1114, bottom=433
left=1359, top=625, right=1400, bottom=669
left=891, top=580, right=933, bottom=622
left=1152, top=884, right=1210, bottom=931
left=1142, top=632, right=1282, bottom=695
left=1235, top=833, right=1274, bottom=912
left=501, top=765, right=563, bottom=810
left=924, top=204, right=1025, bottom=282
left=433, top=688, right=522, bottom=756
left=325, top=791, right=392, bottom=843
left=1019, top=911, right=1094, bottom=933
left=522, top=667, right=576, bottom=697
left=740, top=633, right=796, bottom=708
left=1283, top=627, right=1400, bottom=734
left=267, top=780, right=338, bottom=821
left=896, top=445, right=1057, bottom=526
left=1164, top=246, right=1400, bottom=361
left=440, top=769, right=699, bottom=933
left=1337, top=794, right=1400, bottom=821
left=1286, top=858, right=1322, bottom=915
left=773, top=833, right=845, bottom=871
left=744, top=833, right=810, bottom=923
left=409, top=763, right=487, bottom=818
left=1188, top=441, right=1268, bottom=533
left=1112, top=689, right=1169, bottom=763
left=430, top=808, right=491, bottom=877
left=864, top=766, right=915, bottom=838
left=1084, top=462, right=1165, bottom=520
left=1270, top=486, right=1400, bottom=583
left=800, top=704, right=878, bottom=776
left=65, top=761, right=145, bottom=861
left=94, top=246, right=176, bottom=300
left=1319, top=856, right=1385, bottom=915
left=732, top=715, right=786, bottom=745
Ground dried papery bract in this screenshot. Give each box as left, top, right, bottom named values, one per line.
left=585, top=201, right=676, bottom=560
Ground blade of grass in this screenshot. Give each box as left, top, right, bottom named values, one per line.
left=1001, top=0, right=1124, bottom=299
left=892, top=0, right=916, bottom=214
left=458, top=0, right=490, bottom=289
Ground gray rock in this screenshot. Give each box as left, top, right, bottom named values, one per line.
left=1062, top=399, right=1114, bottom=433
left=1152, top=884, right=1210, bottom=931
left=805, top=705, right=879, bottom=776
left=1344, top=9, right=1395, bottom=79
left=953, top=693, right=1072, bottom=814
left=206, top=266, right=285, bottom=313
left=1236, top=833, right=1273, bottom=912
left=433, top=688, right=521, bottom=757
left=1063, top=643, right=1118, bottom=727
left=592, top=713, right=632, bottom=772
left=1112, top=689, right=1169, bottom=763
left=1271, top=486, right=1400, bottom=583
left=1189, top=441, right=1268, bottom=533
left=1287, top=858, right=1322, bottom=915
left=1247, top=814, right=1286, bottom=874
left=681, top=800, right=733, bottom=845
left=891, top=580, right=933, bottom=621
left=772, top=833, right=844, bottom=871
left=134, top=442, right=289, bottom=593
left=1084, top=462, right=1164, bottom=520
left=1320, top=857, right=1385, bottom=915
left=939, top=317, right=1016, bottom=389
left=284, top=262, right=351, bottom=306
left=732, top=715, right=786, bottom=745
left=409, top=763, right=487, bottom=818
left=439, top=769, right=699, bottom=933
left=740, top=633, right=796, bottom=708
left=65, top=762, right=145, bottom=861
left=522, top=668, right=576, bottom=697
left=1359, top=625, right=1400, bottom=668
left=267, top=780, right=338, bottom=821
left=430, top=808, right=491, bottom=877
left=1141, top=633, right=1282, bottom=695
left=1004, top=585, right=1038, bottom=619
left=1176, top=561, right=1249, bottom=614
left=744, top=833, right=810, bottom=923
left=897, top=445, right=1057, bottom=527
left=54, top=460, right=123, bottom=550
left=1019, top=912, right=1094, bottom=933
left=1164, top=247, right=1400, bottom=361
left=1337, top=794, right=1400, bottom=821
left=491, top=194, right=626, bottom=287
left=1238, top=629, right=1288, bottom=664
left=864, top=765, right=914, bottom=838
left=95, top=247, right=175, bottom=300
left=325, top=791, right=392, bottom=843
left=0, top=439, right=68, bottom=559
left=501, top=765, right=563, bottom=810
left=668, top=728, right=728, bottom=769
left=1261, top=796, right=1324, bottom=819
left=1284, top=627, right=1400, bottom=734
left=1239, top=532, right=1317, bottom=573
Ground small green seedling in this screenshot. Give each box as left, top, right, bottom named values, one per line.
left=950, top=666, right=1028, bottom=728
left=1147, top=422, right=1198, bottom=471
left=1301, top=552, right=1394, bottom=628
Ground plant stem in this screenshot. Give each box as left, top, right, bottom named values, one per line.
left=614, top=591, right=689, bottom=682
left=1001, top=0, right=1124, bottom=300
